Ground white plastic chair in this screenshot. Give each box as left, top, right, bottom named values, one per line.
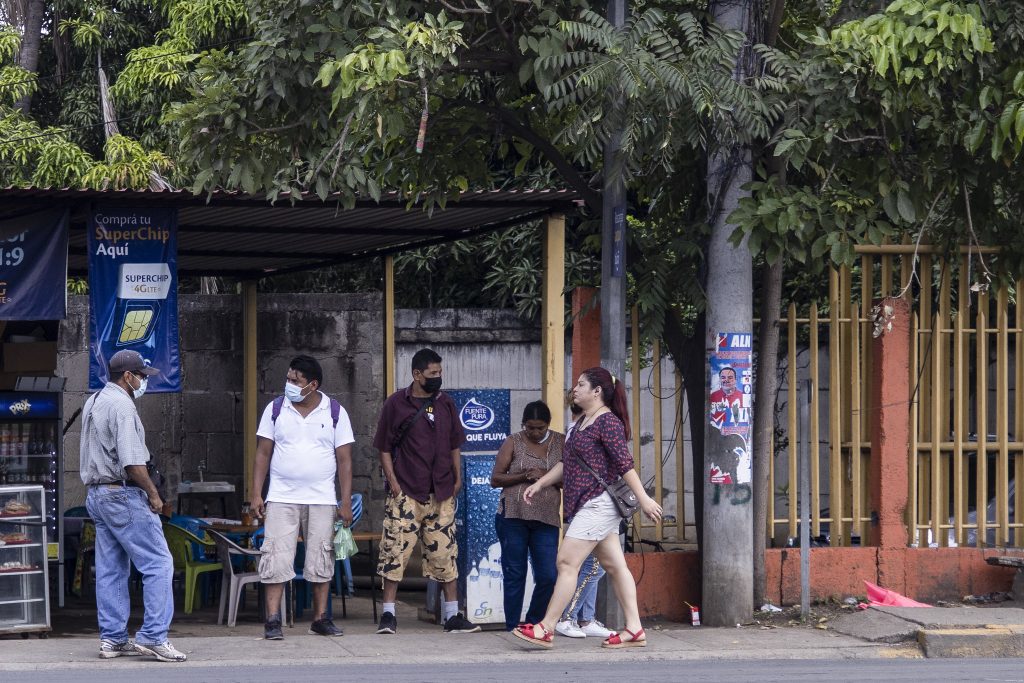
left=206, top=528, right=285, bottom=627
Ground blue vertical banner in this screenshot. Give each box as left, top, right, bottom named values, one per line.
left=88, top=207, right=180, bottom=392
left=0, top=209, right=69, bottom=320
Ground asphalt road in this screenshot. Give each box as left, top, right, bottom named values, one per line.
left=12, top=659, right=1024, bottom=683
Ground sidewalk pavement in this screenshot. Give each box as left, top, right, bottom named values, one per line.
left=4, top=596, right=1022, bottom=671
left=831, top=605, right=1024, bottom=657
left=0, top=593, right=915, bottom=672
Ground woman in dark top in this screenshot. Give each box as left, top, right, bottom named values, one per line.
left=512, top=367, right=662, bottom=650
left=490, top=401, right=563, bottom=630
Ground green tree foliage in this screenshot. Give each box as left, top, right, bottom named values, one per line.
left=730, top=0, right=1023, bottom=282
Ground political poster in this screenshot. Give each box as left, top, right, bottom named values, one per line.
left=88, top=207, right=181, bottom=392
left=447, top=388, right=511, bottom=453
left=709, top=332, right=753, bottom=484
left=0, top=209, right=69, bottom=320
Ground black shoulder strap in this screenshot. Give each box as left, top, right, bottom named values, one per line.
left=390, top=394, right=435, bottom=455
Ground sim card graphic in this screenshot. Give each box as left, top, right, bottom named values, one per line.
left=111, top=263, right=172, bottom=347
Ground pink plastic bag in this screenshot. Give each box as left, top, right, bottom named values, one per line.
left=864, top=580, right=931, bottom=607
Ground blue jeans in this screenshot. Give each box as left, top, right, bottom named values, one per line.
left=86, top=485, right=175, bottom=645
left=561, top=554, right=605, bottom=623
left=495, top=514, right=558, bottom=631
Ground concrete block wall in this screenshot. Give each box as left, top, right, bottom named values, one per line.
left=59, top=293, right=384, bottom=515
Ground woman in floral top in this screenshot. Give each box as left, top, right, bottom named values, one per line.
left=512, top=367, right=662, bottom=650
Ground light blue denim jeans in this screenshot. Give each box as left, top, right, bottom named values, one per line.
left=86, top=484, right=174, bottom=645
left=561, top=553, right=605, bottom=623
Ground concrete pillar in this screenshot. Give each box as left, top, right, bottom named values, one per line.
left=571, top=286, right=600, bottom=383
left=869, top=296, right=911, bottom=548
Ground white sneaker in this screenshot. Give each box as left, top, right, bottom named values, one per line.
left=580, top=620, right=614, bottom=638
left=133, top=640, right=187, bottom=662
left=554, top=619, right=585, bottom=638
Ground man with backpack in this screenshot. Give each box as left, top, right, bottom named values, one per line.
left=372, top=348, right=479, bottom=634
left=250, top=355, right=354, bottom=640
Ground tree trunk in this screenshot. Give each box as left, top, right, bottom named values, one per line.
left=752, top=0, right=787, bottom=609
left=702, top=0, right=755, bottom=627
left=752, top=259, right=783, bottom=608
left=14, top=0, right=45, bottom=114
left=662, top=306, right=706, bottom=556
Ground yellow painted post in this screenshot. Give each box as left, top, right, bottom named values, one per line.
left=931, top=284, right=944, bottom=547
left=383, top=255, right=396, bottom=397
left=631, top=305, right=641, bottom=480
left=997, top=287, right=1009, bottom=546
left=953, top=310, right=964, bottom=547
left=958, top=258, right=971, bottom=529
left=850, top=305, right=863, bottom=541
left=675, top=369, right=686, bottom=541
left=810, top=302, right=821, bottom=537
left=653, top=338, right=664, bottom=541
left=242, top=280, right=258, bottom=499
left=829, top=269, right=843, bottom=545
left=1017, top=279, right=1024, bottom=546
left=938, top=269, right=951, bottom=545
left=541, top=213, right=566, bottom=434
left=976, top=295, right=989, bottom=546
left=909, top=312, right=919, bottom=543
left=787, top=303, right=798, bottom=539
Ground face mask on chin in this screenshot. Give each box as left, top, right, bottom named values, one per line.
left=284, top=381, right=311, bottom=403
left=422, top=376, right=442, bottom=394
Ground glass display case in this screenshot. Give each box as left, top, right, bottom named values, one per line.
left=0, top=485, right=50, bottom=636
left=0, top=391, right=63, bottom=606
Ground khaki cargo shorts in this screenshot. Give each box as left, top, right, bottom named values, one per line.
left=258, top=502, right=337, bottom=584
left=377, top=492, right=458, bottom=583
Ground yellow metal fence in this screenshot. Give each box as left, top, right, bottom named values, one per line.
left=768, top=245, right=1024, bottom=548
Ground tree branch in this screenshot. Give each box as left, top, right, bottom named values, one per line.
left=437, top=0, right=489, bottom=14
left=453, top=98, right=603, bottom=212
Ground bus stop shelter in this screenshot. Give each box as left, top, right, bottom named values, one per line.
left=0, top=186, right=578, bottom=492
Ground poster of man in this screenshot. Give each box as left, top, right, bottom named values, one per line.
left=708, top=333, right=752, bottom=436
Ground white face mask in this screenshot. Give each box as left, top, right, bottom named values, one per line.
left=284, top=381, right=311, bottom=403
left=130, top=374, right=148, bottom=399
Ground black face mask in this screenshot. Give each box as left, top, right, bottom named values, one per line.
left=422, top=376, right=442, bottom=394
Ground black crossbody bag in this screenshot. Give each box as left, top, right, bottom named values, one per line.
left=570, top=416, right=639, bottom=519
left=391, top=395, right=435, bottom=454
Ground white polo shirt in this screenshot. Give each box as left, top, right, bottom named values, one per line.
left=257, top=392, right=355, bottom=505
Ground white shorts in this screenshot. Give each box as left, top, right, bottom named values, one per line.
left=258, top=502, right=337, bottom=584
left=565, top=492, right=622, bottom=541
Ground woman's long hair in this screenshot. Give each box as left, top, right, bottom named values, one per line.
left=582, top=366, right=631, bottom=440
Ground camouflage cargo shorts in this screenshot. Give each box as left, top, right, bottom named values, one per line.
left=377, top=492, right=458, bottom=583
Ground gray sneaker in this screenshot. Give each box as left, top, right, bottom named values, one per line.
left=99, top=639, right=139, bottom=658
left=133, top=640, right=187, bottom=662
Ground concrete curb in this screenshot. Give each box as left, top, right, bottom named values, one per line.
left=918, top=627, right=1024, bottom=658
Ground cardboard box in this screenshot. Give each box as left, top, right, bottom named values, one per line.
left=2, top=342, right=58, bottom=373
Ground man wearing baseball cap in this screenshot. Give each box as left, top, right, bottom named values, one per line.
left=80, top=350, right=186, bottom=663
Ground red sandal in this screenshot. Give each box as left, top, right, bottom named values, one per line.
left=512, top=622, right=554, bottom=649
left=602, top=627, right=647, bottom=648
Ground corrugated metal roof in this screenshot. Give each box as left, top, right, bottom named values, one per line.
left=0, top=187, right=580, bottom=278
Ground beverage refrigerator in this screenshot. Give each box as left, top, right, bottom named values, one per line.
left=0, top=391, right=64, bottom=610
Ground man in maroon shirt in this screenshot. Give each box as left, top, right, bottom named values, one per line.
left=372, top=348, right=480, bottom=634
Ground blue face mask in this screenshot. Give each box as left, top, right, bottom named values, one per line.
left=284, top=381, right=311, bottom=403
